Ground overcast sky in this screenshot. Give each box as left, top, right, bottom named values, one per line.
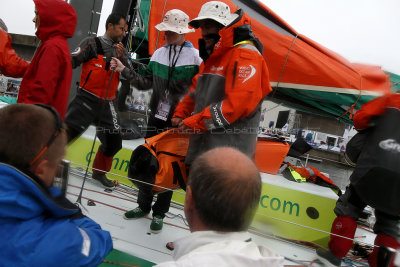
left=1, top=0, right=399, bottom=74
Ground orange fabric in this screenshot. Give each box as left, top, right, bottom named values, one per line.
left=0, top=30, right=29, bottom=78
left=147, top=0, right=390, bottom=96
left=353, top=93, right=400, bottom=130
left=254, top=140, right=290, bottom=174
left=79, top=54, right=120, bottom=99
left=143, top=130, right=189, bottom=191
left=287, top=163, right=338, bottom=187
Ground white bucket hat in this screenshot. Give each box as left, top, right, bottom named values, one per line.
left=189, top=1, right=239, bottom=29
left=155, top=9, right=195, bottom=34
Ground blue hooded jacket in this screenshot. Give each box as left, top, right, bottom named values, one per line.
left=0, top=163, right=112, bottom=266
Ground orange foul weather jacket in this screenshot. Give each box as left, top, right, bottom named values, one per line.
left=0, top=30, right=29, bottom=78
left=173, top=10, right=272, bottom=163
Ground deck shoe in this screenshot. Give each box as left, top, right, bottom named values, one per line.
left=316, top=248, right=342, bottom=266
left=92, top=172, right=115, bottom=188
left=150, top=215, right=163, bottom=233
left=123, top=207, right=149, bottom=220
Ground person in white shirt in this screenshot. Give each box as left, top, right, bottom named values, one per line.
left=156, top=147, right=284, bottom=267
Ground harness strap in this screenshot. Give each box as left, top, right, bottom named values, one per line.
left=94, top=37, right=104, bottom=55
left=171, top=161, right=186, bottom=191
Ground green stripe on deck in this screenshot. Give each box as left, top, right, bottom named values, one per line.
left=99, top=249, right=155, bottom=267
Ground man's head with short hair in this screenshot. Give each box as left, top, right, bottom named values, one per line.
left=105, top=13, right=126, bottom=42
left=185, top=147, right=261, bottom=232
left=0, top=104, right=67, bottom=186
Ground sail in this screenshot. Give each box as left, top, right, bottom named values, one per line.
left=132, top=0, right=391, bottom=124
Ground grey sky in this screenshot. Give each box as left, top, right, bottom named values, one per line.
left=1, top=0, right=399, bottom=74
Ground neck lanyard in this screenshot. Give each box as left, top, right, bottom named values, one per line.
left=166, top=42, right=185, bottom=93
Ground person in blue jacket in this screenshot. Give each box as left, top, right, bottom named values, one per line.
left=0, top=103, right=112, bottom=266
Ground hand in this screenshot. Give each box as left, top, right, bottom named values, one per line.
left=114, top=42, right=124, bottom=58
left=171, top=117, right=183, bottom=126
left=110, top=57, right=125, bottom=73
left=178, top=121, right=192, bottom=133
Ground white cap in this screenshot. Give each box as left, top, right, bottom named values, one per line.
left=155, top=9, right=195, bottom=34
left=189, top=1, right=239, bottom=29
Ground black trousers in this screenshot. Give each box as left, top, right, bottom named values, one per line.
left=65, top=89, right=122, bottom=156
left=137, top=184, right=173, bottom=218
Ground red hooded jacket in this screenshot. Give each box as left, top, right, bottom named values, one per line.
left=0, top=30, right=29, bottom=77
left=17, top=0, right=77, bottom=119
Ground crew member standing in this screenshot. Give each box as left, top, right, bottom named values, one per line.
left=172, top=1, right=272, bottom=164
left=111, top=9, right=201, bottom=233
left=65, top=13, right=129, bottom=187
left=17, top=0, right=77, bottom=119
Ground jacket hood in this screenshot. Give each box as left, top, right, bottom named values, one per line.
left=34, top=0, right=77, bottom=41
left=199, top=10, right=263, bottom=62
left=0, top=163, right=79, bottom=224
left=218, top=10, right=263, bottom=54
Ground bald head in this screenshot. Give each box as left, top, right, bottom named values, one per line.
left=188, top=147, right=261, bottom=232
left=203, top=147, right=259, bottom=182
left=0, top=104, right=66, bottom=171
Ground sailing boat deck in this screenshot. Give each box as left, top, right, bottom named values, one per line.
left=66, top=173, right=373, bottom=266
left=65, top=126, right=374, bottom=266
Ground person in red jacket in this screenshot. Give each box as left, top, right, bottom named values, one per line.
left=317, top=92, right=400, bottom=267
left=17, top=0, right=77, bottom=119
left=0, top=19, right=29, bottom=78
left=172, top=1, right=272, bottom=164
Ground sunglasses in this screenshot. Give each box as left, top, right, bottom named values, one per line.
left=29, top=104, right=65, bottom=167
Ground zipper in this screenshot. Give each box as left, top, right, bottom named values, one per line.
left=232, top=61, right=238, bottom=88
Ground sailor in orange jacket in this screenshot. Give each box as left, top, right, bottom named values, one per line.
left=0, top=19, right=29, bottom=78
left=172, top=1, right=272, bottom=164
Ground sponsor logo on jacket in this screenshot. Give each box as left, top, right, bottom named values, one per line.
left=238, top=65, right=256, bottom=83
left=72, top=47, right=81, bottom=55
left=211, top=65, right=224, bottom=72
left=379, top=139, right=400, bottom=153
left=212, top=105, right=224, bottom=127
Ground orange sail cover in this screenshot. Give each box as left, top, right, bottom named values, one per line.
left=143, top=0, right=391, bottom=122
